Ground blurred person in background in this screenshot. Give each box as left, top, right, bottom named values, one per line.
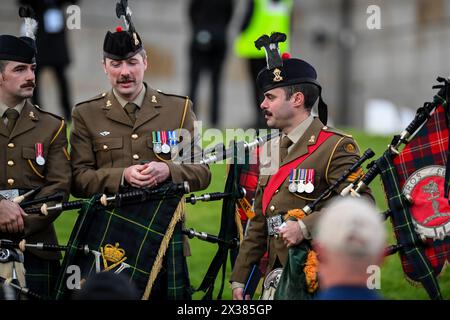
left=234, top=0, right=293, bottom=128
left=18, top=0, right=78, bottom=122
left=187, top=0, right=235, bottom=127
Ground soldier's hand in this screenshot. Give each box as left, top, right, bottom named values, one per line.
left=0, top=199, right=27, bottom=233
left=279, top=220, right=304, bottom=247
left=232, top=287, right=250, bottom=300
left=123, top=164, right=157, bottom=188
left=140, top=161, right=170, bottom=185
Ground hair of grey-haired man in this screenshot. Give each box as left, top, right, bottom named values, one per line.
left=314, top=197, right=386, bottom=291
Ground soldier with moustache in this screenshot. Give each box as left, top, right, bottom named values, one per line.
left=230, top=33, right=373, bottom=299
left=69, top=11, right=211, bottom=299
left=0, top=32, right=71, bottom=297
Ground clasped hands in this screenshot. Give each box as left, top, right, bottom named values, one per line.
left=123, top=161, right=170, bottom=189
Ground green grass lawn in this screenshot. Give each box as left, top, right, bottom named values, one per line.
left=54, top=129, right=449, bottom=300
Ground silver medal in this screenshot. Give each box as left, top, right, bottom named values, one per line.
left=36, top=156, right=45, bottom=166
left=304, top=182, right=314, bottom=193
left=297, top=182, right=305, bottom=193
left=154, top=144, right=162, bottom=154
left=161, top=143, right=170, bottom=154
left=288, top=183, right=298, bottom=193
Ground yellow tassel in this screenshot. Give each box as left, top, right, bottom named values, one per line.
left=142, top=197, right=186, bottom=300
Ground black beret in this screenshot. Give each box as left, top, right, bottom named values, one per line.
left=103, top=29, right=143, bottom=60
left=256, top=57, right=328, bottom=124
left=0, top=35, right=36, bottom=64
left=256, top=58, right=320, bottom=93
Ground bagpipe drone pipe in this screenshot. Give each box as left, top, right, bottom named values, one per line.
left=347, top=77, right=450, bottom=300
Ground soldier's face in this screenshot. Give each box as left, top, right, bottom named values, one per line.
left=0, top=61, right=36, bottom=101
left=260, top=88, right=299, bottom=130
left=104, top=53, right=147, bottom=98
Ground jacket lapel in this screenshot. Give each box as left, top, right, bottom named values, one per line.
left=104, top=90, right=134, bottom=127
left=282, top=117, right=324, bottom=165
left=134, top=86, right=160, bottom=130
left=9, top=101, right=38, bottom=139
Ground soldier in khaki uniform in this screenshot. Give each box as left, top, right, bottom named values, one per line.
left=0, top=33, right=71, bottom=297
left=69, top=9, right=210, bottom=299
left=70, top=25, right=210, bottom=199
left=231, top=34, right=372, bottom=299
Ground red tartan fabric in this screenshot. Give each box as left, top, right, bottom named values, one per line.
left=394, top=106, right=449, bottom=186
left=392, top=105, right=450, bottom=277
left=238, top=148, right=260, bottom=222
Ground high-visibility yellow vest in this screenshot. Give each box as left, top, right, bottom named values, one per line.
left=235, top=0, right=293, bottom=58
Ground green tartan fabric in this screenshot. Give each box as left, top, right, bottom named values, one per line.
left=378, top=151, right=443, bottom=300
left=23, top=252, right=60, bottom=299
left=54, top=186, right=189, bottom=300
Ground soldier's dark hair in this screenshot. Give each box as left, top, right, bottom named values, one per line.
left=283, top=83, right=320, bottom=112
left=0, top=60, right=8, bottom=73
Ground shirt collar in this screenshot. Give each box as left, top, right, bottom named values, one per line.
left=0, top=100, right=27, bottom=118
left=285, top=114, right=314, bottom=145
left=113, top=85, right=146, bottom=109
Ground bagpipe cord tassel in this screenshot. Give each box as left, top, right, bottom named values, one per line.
left=142, top=196, right=186, bottom=300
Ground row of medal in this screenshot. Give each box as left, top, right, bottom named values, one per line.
left=288, top=168, right=315, bottom=194
left=152, top=131, right=178, bottom=154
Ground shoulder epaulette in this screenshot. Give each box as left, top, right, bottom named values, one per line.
left=156, top=89, right=189, bottom=100
left=321, top=125, right=352, bottom=138
left=34, top=105, right=64, bottom=120
left=74, top=92, right=106, bottom=107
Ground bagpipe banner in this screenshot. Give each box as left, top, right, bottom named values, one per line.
left=53, top=185, right=189, bottom=300
left=378, top=99, right=450, bottom=300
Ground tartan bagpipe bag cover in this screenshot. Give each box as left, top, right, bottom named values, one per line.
left=378, top=104, right=450, bottom=298
left=53, top=186, right=189, bottom=300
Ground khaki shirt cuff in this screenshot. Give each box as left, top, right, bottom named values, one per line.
left=231, top=282, right=245, bottom=290
left=298, top=220, right=312, bottom=240
left=120, top=169, right=126, bottom=186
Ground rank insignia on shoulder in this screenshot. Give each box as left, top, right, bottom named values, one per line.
left=29, top=111, right=36, bottom=119
left=344, top=143, right=356, bottom=153
left=151, top=95, right=157, bottom=103
left=100, top=131, right=110, bottom=136
left=106, top=100, right=112, bottom=107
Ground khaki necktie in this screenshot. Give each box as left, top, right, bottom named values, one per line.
left=124, top=102, right=138, bottom=124
left=279, top=135, right=293, bottom=163
left=5, top=108, right=19, bottom=133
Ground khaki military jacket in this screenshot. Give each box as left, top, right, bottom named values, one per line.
left=231, top=117, right=373, bottom=283
left=0, top=101, right=71, bottom=260
left=70, top=84, right=211, bottom=198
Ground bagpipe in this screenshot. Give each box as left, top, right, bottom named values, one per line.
left=1, top=178, right=250, bottom=300
left=339, top=77, right=450, bottom=300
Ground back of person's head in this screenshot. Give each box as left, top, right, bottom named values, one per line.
left=73, top=272, right=140, bottom=300
left=316, top=197, right=386, bottom=259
